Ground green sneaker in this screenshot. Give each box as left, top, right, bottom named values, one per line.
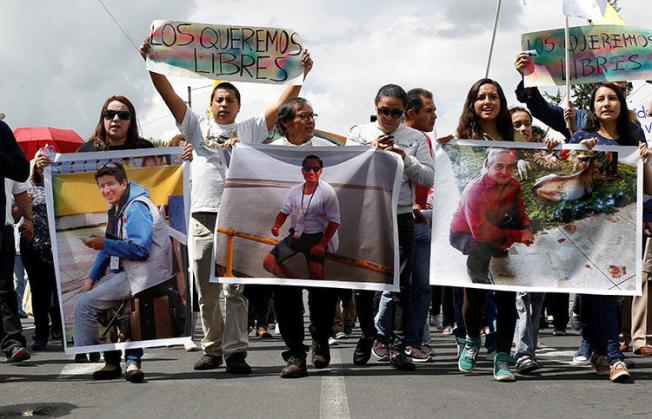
left=457, top=337, right=481, bottom=373
left=493, top=352, right=516, bottom=382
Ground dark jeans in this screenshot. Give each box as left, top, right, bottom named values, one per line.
left=273, top=286, right=337, bottom=357
left=544, top=293, right=570, bottom=331
left=0, top=226, right=26, bottom=353
left=20, top=241, right=62, bottom=340
left=387, top=214, right=416, bottom=350
left=580, top=294, right=623, bottom=363
left=463, top=288, right=516, bottom=354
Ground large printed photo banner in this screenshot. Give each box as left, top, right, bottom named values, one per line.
left=521, top=24, right=652, bottom=87
left=211, top=144, right=402, bottom=291
left=431, top=141, right=642, bottom=295
left=45, top=148, right=192, bottom=354
left=146, top=20, right=304, bottom=85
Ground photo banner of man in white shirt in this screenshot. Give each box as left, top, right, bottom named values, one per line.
left=212, top=143, right=402, bottom=291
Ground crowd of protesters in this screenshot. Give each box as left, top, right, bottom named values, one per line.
left=1, top=43, right=652, bottom=387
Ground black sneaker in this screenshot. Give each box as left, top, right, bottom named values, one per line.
left=281, top=355, right=307, bottom=378
left=225, top=352, right=251, bottom=374
left=125, top=363, right=145, bottom=383
left=353, top=337, right=373, bottom=366
left=311, top=340, right=331, bottom=369
left=390, top=350, right=415, bottom=371
left=7, top=346, right=31, bottom=362
left=32, top=337, right=47, bottom=351
left=193, top=353, right=223, bottom=370
left=89, top=352, right=101, bottom=362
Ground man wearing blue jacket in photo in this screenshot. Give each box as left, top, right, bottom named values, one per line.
left=74, top=161, right=172, bottom=382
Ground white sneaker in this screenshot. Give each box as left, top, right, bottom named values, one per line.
left=185, top=340, right=200, bottom=352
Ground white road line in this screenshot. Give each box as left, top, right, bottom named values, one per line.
left=59, top=363, right=102, bottom=377
left=319, top=349, right=351, bottom=419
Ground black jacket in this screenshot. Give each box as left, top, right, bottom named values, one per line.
left=0, top=120, right=30, bottom=229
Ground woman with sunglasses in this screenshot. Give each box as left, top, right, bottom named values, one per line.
left=569, top=82, right=648, bottom=383
left=263, top=98, right=337, bottom=378
left=452, top=78, right=521, bottom=382
left=346, top=84, right=434, bottom=371
left=35, top=95, right=190, bottom=383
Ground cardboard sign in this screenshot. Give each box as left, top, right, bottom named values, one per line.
left=146, top=20, right=304, bottom=85
left=521, top=25, right=652, bottom=87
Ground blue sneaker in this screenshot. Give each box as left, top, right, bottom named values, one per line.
left=493, top=352, right=516, bottom=382
left=457, top=337, right=481, bottom=373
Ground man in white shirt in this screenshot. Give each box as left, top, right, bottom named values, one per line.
left=140, top=38, right=313, bottom=373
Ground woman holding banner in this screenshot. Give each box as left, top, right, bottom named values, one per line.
left=569, top=82, right=648, bottom=383
left=36, top=95, right=191, bottom=383
left=346, top=84, right=434, bottom=372
left=451, top=78, right=522, bottom=382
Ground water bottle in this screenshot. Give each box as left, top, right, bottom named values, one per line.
left=43, top=144, right=56, bottom=160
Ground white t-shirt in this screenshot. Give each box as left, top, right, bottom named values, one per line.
left=4, top=179, right=29, bottom=226
left=280, top=180, right=340, bottom=252
left=178, top=107, right=270, bottom=213
left=270, top=136, right=336, bottom=147
left=347, top=122, right=434, bottom=214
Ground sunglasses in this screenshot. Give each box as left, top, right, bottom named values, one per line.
left=302, top=166, right=321, bottom=172
left=103, top=110, right=132, bottom=120
left=377, top=107, right=403, bottom=119
left=295, top=113, right=318, bottom=121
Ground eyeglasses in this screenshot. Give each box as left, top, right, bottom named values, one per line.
left=103, top=110, right=132, bottom=120
left=295, top=113, right=318, bottom=121
left=302, top=166, right=321, bottom=172
left=377, top=107, right=403, bottom=119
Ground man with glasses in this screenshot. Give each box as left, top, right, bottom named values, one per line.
left=140, top=39, right=313, bottom=374
left=263, top=154, right=340, bottom=377
left=74, top=162, right=172, bottom=383
left=347, top=84, right=434, bottom=371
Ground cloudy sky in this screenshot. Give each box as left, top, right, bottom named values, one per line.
left=1, top=0, right=650, bottom=142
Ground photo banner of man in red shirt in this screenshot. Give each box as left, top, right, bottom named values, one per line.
left=431, top=140, right=641, bottom=296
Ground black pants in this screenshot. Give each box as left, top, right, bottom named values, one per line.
left=245, top=285, right=273, bottom=328
left=20, top=241, right=62, bottom=341
left=463, top=288, right=516, bottom=354
left=0, top=226, right=26, bottom=353
left=441, top=286, right=456, bottom=327
left=273, top=286, right=337, bottom=357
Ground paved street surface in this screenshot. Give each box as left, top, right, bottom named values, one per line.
left=2, top=314, right=652, bottom=418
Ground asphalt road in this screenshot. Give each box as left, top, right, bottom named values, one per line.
left=2, top=315, right=652, bottom=418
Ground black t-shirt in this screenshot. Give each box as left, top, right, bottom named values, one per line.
left=77, top=137, right=155, bottom=152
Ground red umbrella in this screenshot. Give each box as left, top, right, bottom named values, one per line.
left=13, top=127, right=85, bottom=160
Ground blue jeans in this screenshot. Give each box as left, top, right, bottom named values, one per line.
left=406, top=222, right=431, bottom=347
left=513, top=292, right=544, bottom=358
left=372, top=214, right=415, bottom=350
left=580, top=294, right=623, bottom=363
left=105, top=348, right=143, bottom=367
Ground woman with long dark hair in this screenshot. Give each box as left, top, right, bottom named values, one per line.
left=570, top=82, right=646, bottom=383
left=452, top=78, right=522, bottom=382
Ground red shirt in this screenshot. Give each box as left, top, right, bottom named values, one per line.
left=450, top=172, right=530, bottom=248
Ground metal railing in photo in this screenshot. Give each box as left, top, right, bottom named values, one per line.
left=217, top=227, right=393, bottom=278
